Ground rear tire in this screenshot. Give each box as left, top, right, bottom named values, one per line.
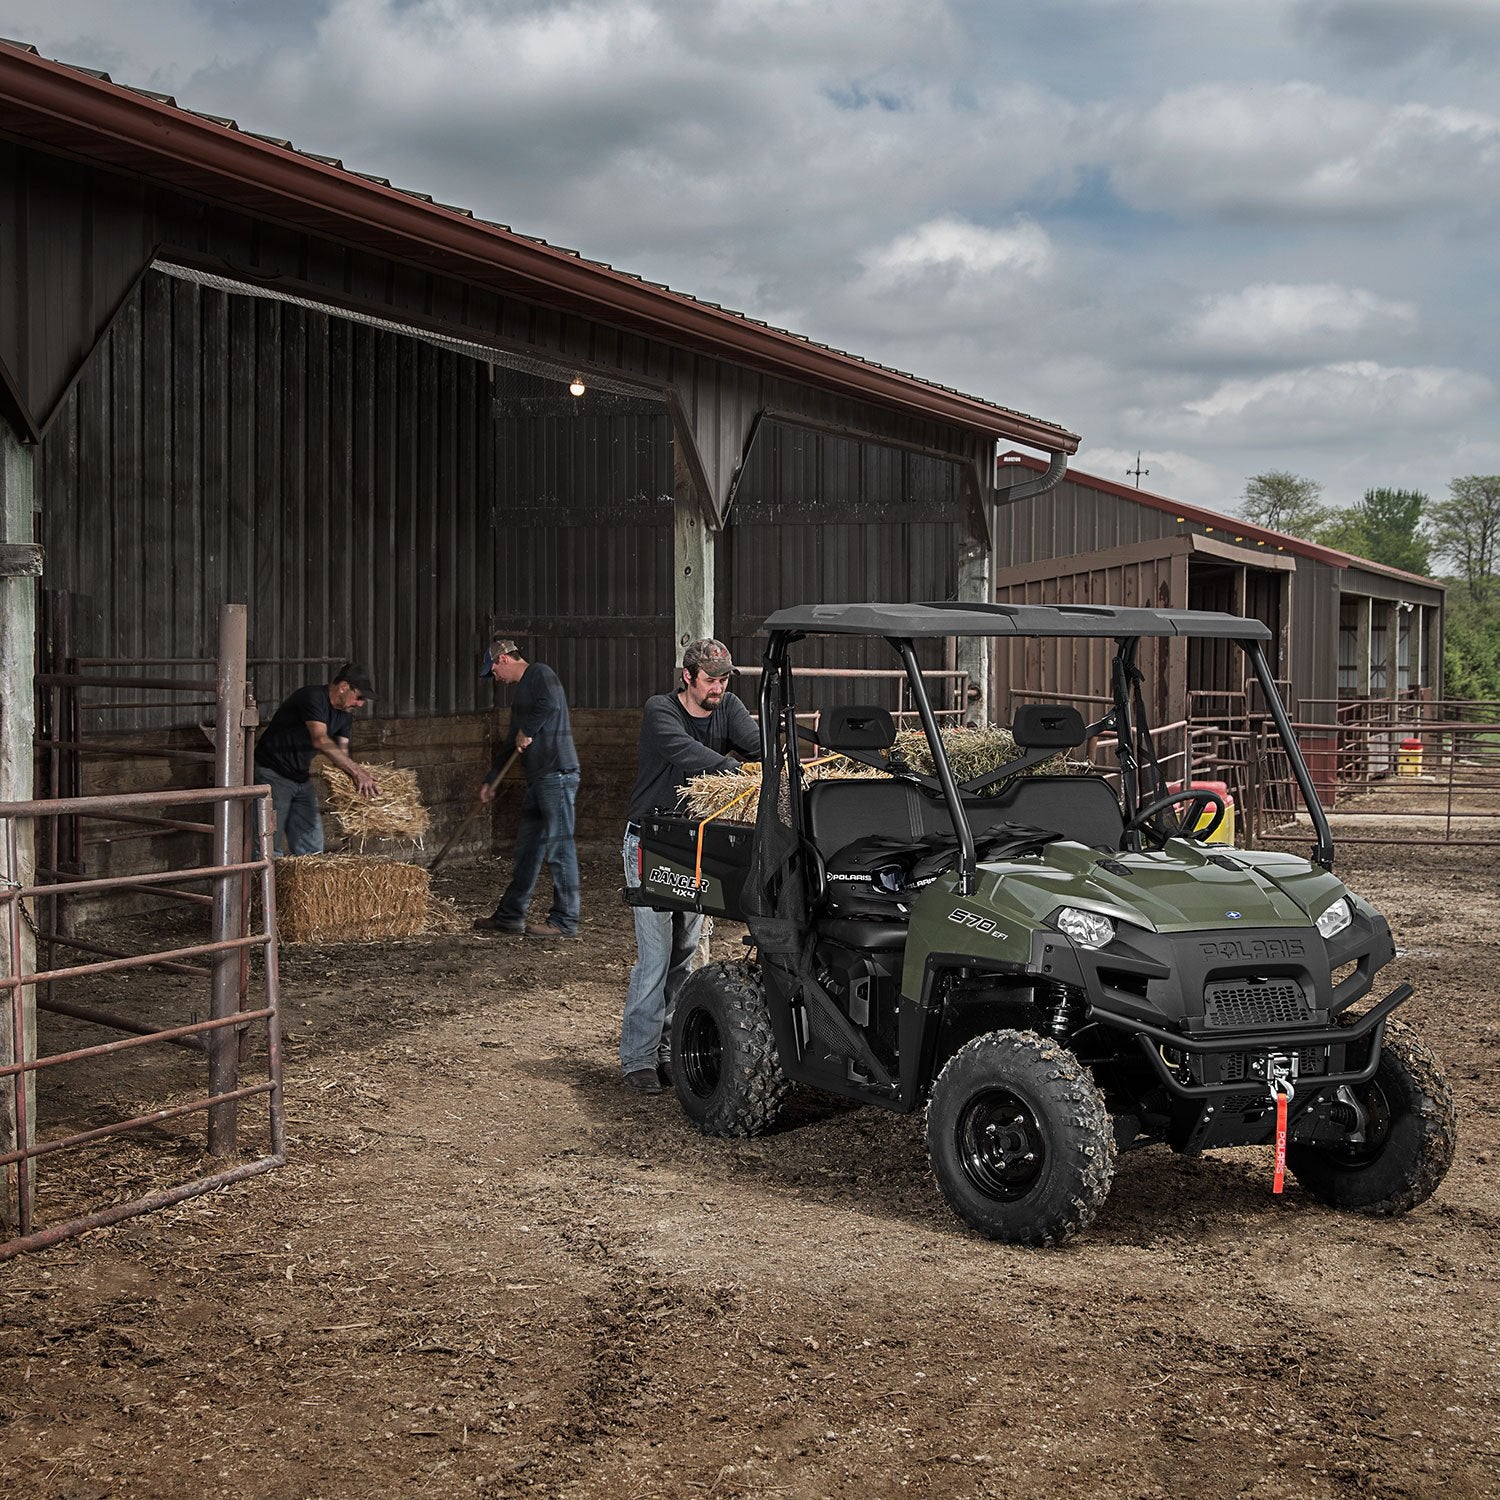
left=1287, top=1018, right=1456, bottom=1215
left=926, top=1030, right=1115, bottom=1246
left=670, top=961, right=790, bottom=1137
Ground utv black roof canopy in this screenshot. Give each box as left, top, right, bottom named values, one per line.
left=762, top=602, right=1272, bottom=641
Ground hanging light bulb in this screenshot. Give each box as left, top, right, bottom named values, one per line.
left=569, top=376, right=586, bottom=397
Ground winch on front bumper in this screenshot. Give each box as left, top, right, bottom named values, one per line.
left=1022, top=913, right=1406, bottom=1151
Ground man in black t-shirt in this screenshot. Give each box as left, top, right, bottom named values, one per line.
left=619, top=638, right=760, bottom=1094
left=473, top=637, right=581, bottom=939
left=254, top=664, right=379, bottom=855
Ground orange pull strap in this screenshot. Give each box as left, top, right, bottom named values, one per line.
left=1272, top=1089, right=1289, bottom=1195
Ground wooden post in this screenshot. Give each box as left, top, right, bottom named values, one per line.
left=673, top=500, right=714, bottom=654
left=957, top=539, right=991, bottom=724
left=207, top=604, right=248, bottom=1157
left=1, top=426, right=36, bottom=1229
left=1355, top=597, right=1373, bottom=698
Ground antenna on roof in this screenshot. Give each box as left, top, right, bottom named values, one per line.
left=1127, top=452, right=1149, bottom=488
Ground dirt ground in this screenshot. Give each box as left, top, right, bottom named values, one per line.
left=2, top=828, right=1498, bottom=1500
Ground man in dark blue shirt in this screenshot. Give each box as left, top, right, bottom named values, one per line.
left=474, top=636, right=581, bottom=939
left=254, top=664, right=379, bottom=855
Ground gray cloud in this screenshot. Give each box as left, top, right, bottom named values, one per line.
left=3, top=0, right=1498, bottom=513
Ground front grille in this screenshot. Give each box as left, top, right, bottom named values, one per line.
left=1203, top=978, right=1309, bottom=1028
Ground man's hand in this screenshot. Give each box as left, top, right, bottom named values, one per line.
left=515, top=731, right=533, bottom=753
left=351, top=766, right=380, bottom=799
left=478, top=780, right=496, bottom=805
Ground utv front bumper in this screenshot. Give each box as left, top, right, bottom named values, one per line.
left=1021, top=911, right=1405, bottom=1149
left=1090, top=980, right=1411, bottom=1102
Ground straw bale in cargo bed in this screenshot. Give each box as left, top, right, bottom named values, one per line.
left=892, top=725, right=1072, bottom=792
left=317, top=762, right=430, bottom=845
left=680, top=724, right=1079, bottom=822
left=275, top=854, right=459, bottom=943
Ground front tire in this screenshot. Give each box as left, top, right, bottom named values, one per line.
left=670, top=961, right=790, bottom=1137
left=1287, top=1018, right=1457, bottom=1215
left=926, top=1030, right=1115, bottom=1246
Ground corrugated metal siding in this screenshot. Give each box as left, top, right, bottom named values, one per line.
left=995, top=477, right=1350, bottom=719
left=997, top=477, right=1182, bottom=565
left=36, top=270, right=674, bottom=721
left=727, top=421, right=962, bottom=709
left=993, top=562, right=1181, bottom=723
left=493, top=379, right=674, bottom=709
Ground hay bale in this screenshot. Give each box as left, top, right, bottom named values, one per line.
left=317, top=762, right=430, bottom=845
left=892, top=725, right=1070, bottom=792
left=276, top=854, right=442, bottom=943
left=679, top=757, right=881, bottom=825
left=680, top=724, right=1080, bottom=821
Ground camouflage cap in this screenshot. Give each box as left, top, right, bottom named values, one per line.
left=480, top=635, right=522, bottom=677
left=683, top=638, right=734, bottom=678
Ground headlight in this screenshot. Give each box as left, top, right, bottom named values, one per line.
left=1056, top=906, right=1116, bottom=949
left=1316, top=897, right=1352, bottom=940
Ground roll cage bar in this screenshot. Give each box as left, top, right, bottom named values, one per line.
left=757, top=603, right=1334, bottom=893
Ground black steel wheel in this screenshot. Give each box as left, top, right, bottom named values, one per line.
left=1287, top=1018, right=1456, bottom=1215
left=926, top=1030, right=1115, bottom=1246
left=669, top=961, right=790, bottom=1137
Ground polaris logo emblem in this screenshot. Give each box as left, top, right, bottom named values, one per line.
left=1226, top=910, right=1242, bottom=920
left=1200, top=937, right=1306, bottom=961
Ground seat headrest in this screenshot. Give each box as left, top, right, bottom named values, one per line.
left=822, top=704, right=896, bottom=751
left=1011, top=704, right=1087, bottom=750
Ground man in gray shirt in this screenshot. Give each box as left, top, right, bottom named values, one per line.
left=620, top=638, right=759, bottom=1094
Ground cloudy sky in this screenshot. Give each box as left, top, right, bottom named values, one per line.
left=6, top=0, right=1500, bottom=516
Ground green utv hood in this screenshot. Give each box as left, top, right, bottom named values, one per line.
left=902, top=838, right=1355, bottom=991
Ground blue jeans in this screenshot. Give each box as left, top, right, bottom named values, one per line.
left=620, top=830, right=703, bottom=1075
left=254, top=764, right=324, bottom=856
left=494, top=771, right=580, bottom=933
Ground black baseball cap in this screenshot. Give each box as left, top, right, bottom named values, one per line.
left=333, top=663, right=376, bottom=698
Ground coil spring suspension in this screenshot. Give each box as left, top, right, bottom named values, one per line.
left=1041, top=980, right=1086, bottom=1043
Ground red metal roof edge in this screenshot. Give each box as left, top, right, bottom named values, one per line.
left=0, top=40, right=1080, bottom=455
left=999, top=452, right=1444, bottom=590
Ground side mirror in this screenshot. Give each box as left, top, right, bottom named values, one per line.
left=1011, top=704, right=1086, bottom=750
left=823, top=704, right=896, bottom=752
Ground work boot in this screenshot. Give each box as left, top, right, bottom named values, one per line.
left=525, top=922, right=577, bottom=939
left=623, top=1068, right=661, bottom=1095
left=472, top=916, right=524, bottom=934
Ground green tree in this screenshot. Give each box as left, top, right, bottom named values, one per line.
left=1240, top=471, right=1326, bottom=535
left=1429, top=475, right=1500, bottom=603
left=1314, top=487, right=1431, bottom=575
left=1442, top=592, right=1500, bottom=700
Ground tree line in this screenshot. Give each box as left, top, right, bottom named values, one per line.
left=1239, top=471, right=1500, bottom=700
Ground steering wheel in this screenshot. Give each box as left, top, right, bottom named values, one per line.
left=1123, top=788, right=1226, bottom=846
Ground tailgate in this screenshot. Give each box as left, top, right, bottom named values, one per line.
left=627, top=814, right=754, bottom=920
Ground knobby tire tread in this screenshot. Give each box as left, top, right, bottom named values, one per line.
left=676, top=961, right=791, bottom=1138
left=1287, top=1016, right=1456, bottom=1216
left=926, top=1029, right=1116, bottom=1248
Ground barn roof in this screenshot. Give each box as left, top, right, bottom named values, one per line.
left=0, top=38, right=1080, bottom=456
left=1000, top=453, right=1444, bottom=591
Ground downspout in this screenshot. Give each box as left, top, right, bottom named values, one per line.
left=997, top=447, right=1069, bottom=503
left=964, top=448, right=1070, bottom=724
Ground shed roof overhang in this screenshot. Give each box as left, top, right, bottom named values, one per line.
left=0, top=41, right=1079, bottom=462
left=766, top=601, right=1271, bottom=641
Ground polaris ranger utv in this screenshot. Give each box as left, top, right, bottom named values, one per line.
left=629, top=602, right=1455, bottom=1245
